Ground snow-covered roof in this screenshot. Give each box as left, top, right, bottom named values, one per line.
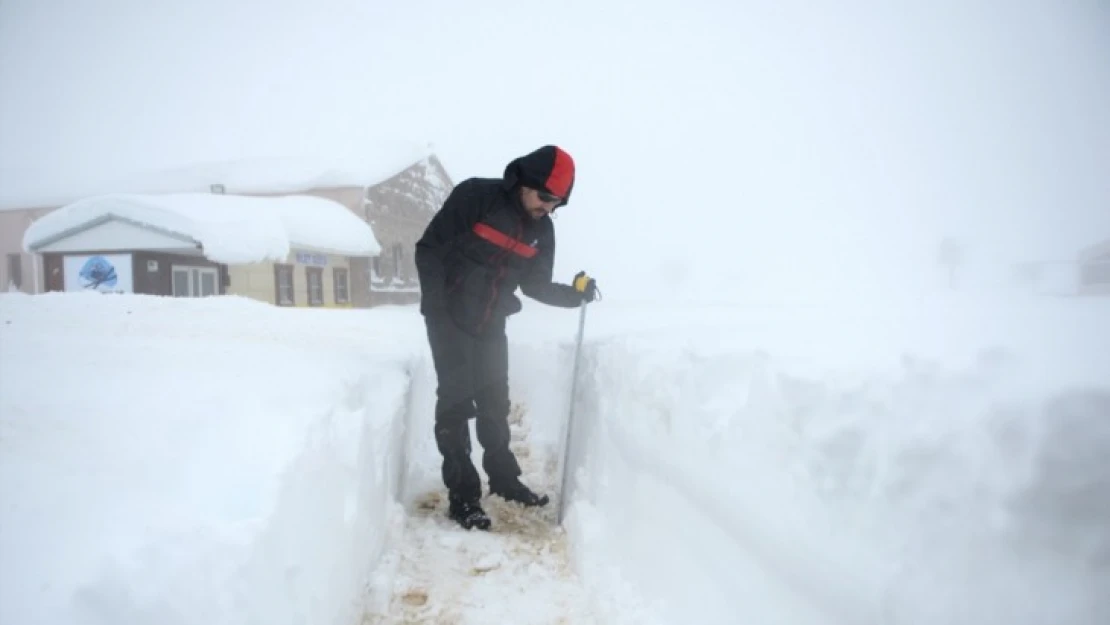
left=22, top=193, right=381, bottom=264
left=0, top=143, right=437, bottom=211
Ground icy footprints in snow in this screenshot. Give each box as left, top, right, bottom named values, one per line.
left=363, top=403, right=597, bottom=624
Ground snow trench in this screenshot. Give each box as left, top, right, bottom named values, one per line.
left=556, top=334, right=1110, bottom=625
left=355, top=326, right=1109, bottom=625
left=9, top=294, right=1103, bottom=625
left=358, top=335, right=613, bottom=624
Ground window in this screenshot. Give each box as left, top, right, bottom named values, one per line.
left=6, top=253, right=22, bottom=290
left=306, top=266, right=324, bottom=306
left=172, top=265, right=219, bottom=297
left=173, top=268, right=190, bottom=297
left=392, top=243, right=403, bottom=280
left=333, top=267, right=349, bottom=304
left=1081, top=261, right=1110, bottom=286
left=274, top=264, right=294, bottom=306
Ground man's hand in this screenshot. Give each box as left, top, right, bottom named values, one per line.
left=572, top=271, right=600, bottom=302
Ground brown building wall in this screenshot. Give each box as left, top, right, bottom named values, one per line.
left=41, top=250, right=223, bottom=295
left=132, top=251, right=224, bottom=296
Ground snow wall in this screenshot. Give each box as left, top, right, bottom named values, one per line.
left=0, top=294, right=414, bottom=625
left=554, top=301, right=1110, bottom=625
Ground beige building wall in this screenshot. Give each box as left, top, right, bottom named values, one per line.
left=249, top=186, right=374, bottom=307
left=225, top=250, right=354, bottom=307
left=226, top=262, right=279, bottom=305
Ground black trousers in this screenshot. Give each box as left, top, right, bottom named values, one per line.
left=425, top=315, right=521, bottom=502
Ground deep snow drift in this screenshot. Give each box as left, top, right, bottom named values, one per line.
left=0, top=293, right=417, bottom=625
left=1, top=291, right=1108, bottom=625
left=555, top=297, right=1110, bottom=625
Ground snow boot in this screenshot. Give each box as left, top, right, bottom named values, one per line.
left=490, top=478, right=550, bottom=507
left=448, top=497, right=491, bottom=531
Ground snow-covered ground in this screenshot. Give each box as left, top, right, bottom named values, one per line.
left=558, top=297, right=1110, bottom=625
left=0, top=292, right=607, bottom=625
left=0, top=293, right=417, bottom=625
left=2, top=291, right=1108, bottom=625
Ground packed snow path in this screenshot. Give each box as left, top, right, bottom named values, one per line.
left=363, top=404, right=598, bottom=625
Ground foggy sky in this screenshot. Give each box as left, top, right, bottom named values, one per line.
left=1, top=0, right=1107, bottom=302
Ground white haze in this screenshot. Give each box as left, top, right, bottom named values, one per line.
left=1, top=0, right=1107, bottom=303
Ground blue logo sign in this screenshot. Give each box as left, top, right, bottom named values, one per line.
left=78, top=255, right=118, bottom=290
left=295, top=251, right=328, bottom=266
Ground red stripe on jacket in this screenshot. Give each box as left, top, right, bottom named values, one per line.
left=473, top=223, right=538, bottom=259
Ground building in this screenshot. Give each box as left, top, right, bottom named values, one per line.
left=1078, top=239, right=1110, bottom=296
left=1, top=206, right=53, bottom=293
left=363, top=155, right=452, bottom=305
left=0, top=150, right=453, bottom=306
left=21, top=192, right=379, bottom=308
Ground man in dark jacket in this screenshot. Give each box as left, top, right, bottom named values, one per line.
left=414, top=145, right=599, bottom=530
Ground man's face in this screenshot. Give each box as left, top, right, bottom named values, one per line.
left=520, top=186, right=562, bottom=220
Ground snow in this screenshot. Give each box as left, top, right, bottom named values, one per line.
left=363, top=406, right=600, bottom=625
left=21, top=192, right=381, bottom=264
left=2, top=290, right=1108, bottom=625
left=0, top=293, right=414, bottom=625
left=554, top=297, right=1110, bottom=625
left=3, top=2, right=1107, bottom=622
left=0, top=149, right=437, bottom=212
left=0, top=292, right=611, bottom=625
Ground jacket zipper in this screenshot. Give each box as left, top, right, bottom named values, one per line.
left=477, top=219, right=523, bottom=332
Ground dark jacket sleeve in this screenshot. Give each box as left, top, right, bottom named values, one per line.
left=520, top=221, right=582, bottom=308
left=415, top=179, right=486, bottom=315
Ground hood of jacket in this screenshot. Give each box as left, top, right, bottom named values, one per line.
left=501, top=145, right=575, bottom=207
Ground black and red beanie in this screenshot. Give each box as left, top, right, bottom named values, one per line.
left=504, top=145, right=576, bottom=205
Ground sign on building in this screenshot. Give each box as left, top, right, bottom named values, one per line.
left=295, top=251, right=328, bottom=266
left=63, top=254, right=134, bottom=294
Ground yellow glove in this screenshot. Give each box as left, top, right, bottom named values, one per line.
left=573, top=271, right=599, bottom=302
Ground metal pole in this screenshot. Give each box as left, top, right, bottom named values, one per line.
left=557, top=298, right=589, bottom=524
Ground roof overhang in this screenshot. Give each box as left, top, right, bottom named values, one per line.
left=28, top=213, right=200, bottom=254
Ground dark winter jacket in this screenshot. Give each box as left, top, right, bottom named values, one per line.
left=415, top=146, right=583, bottom=335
